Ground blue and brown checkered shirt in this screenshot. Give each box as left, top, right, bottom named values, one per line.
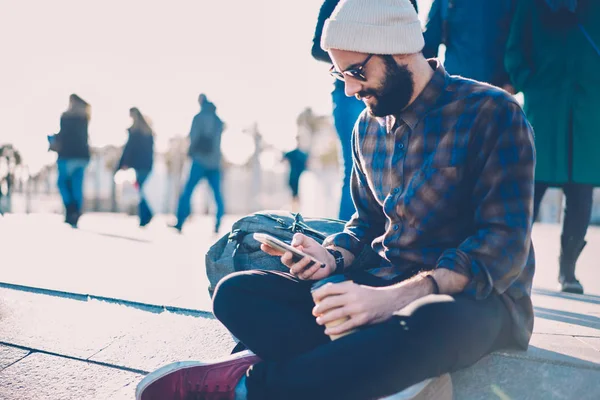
left=324, top=60, right=536, bottom=348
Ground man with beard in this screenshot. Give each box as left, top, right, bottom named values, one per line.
left=136, top=1, right=536, bottom=400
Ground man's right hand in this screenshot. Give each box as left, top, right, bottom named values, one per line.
left=260, top=233, right=335, bottom=281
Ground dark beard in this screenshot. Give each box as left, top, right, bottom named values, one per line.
left=358, top=55, right=415, bottom=118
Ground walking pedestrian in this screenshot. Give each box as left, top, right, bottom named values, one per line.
left=50, top=94, right=91, bottom=228
left=117, top=107, right=155, bottom=227
left=170, top=94, right=225, bottom=234
left=282, top=138, right=308, bottom=212
left=505, top=0, right=600, bottom=294
left=423, top=0, right=516, bottom=93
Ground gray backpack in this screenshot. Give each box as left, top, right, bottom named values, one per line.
left=205, top=210, right=379, bottom=296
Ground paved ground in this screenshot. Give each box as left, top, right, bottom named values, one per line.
left=2, top=212, right=599, bottom=311
left=0, top=213, right=599, bottom=399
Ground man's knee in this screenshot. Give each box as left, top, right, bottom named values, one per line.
left=393, top=294, right=504, bottom=340
left=212, top=272, right=258, bottom=321
left=393, top=294, right=459, bottom=329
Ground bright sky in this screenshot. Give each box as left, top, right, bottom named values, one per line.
left=0, top=0, right=432, bottom=174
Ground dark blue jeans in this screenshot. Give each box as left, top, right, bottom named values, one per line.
left=213, top=270, right=514, bottom=400
left=57, top=159, right=88, bottom=211
left=135, top=169, right=153, bottom=225
left=175, top=160, right=224, bottom=230
left=332, top=82, right=365, bottom=221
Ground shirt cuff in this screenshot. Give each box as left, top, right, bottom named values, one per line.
left=322, top=232, right=364, bottom=257
left=435, top=249, right=494, bottom=300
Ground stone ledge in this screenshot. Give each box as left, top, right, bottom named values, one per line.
left=452, top=353, right=599, bottom=400
left=452, top=333, right=600, bottom=400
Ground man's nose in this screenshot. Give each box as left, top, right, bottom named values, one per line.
left=344, top=79, right=362, bottom=97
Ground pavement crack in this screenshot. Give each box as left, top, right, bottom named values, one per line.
left=0, top=341, right=149, bottom=375
left=0, top=350, right=31, bottom=373
left=574, top=336, right=600, bottom=352
left=85, top=337, right=123, bottom=361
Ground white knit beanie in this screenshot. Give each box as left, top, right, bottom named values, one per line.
left=321, top=0, right=424, bottom=55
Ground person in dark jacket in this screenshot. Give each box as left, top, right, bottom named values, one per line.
left=170, top=94, right=225, bottom=234
left=53, top=94, right=91, bottom=228
left=423, top=0, right=516, bottom=92
left=505, top=0, right=600, bottom=294
left=117, top=107, right=155, bottom=227
left=282, top=138, right=309, bottom=212
left=311, top=1, right=417, bottom=221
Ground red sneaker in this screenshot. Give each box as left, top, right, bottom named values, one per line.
left=136, top=350, right=260, bottom=400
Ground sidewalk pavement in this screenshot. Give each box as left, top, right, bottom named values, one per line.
left=1, top=213, right=599, bottom=399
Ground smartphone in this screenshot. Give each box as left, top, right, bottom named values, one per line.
left=253, top=233, right=317, bottom=264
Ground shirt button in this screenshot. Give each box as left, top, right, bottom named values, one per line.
left=393, top=188, right=399, bottom=194
left=393, top=225, right=399, bottom=231
left=397, top=143, right=404, bottom=149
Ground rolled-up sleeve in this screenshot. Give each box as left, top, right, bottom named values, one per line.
left=435, top=99, right=536, bottom=299
left=324, top=118, right=386, bottom=257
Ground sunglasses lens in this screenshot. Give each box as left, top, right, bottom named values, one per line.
left=329, top=71, right=346, bottom=81
left=345, top=70, right=366, bottom=81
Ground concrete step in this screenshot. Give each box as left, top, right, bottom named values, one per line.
left=453, top=339, right=600, bottom=400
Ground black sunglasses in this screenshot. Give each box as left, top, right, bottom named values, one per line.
left=329, top=54, right=374, bottom=82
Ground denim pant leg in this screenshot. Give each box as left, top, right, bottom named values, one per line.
left=56, top=160, right=73, bottom=209
left=176, top=160, right=205, bottom=227
left=70, top=161, right=88, bottom=211
left=216, top=271, right=513, bottom=400
left=205, top=168, right=225, bottom=228
left=135, top=169, right=153, bottom=223
left=332, top=83, right=365, bottom=221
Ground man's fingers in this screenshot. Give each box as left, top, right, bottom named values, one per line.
left=299, top=260, right=327, bottom=280
left=324, top=317, right=361, bottom=337
left=312, top=281, right=354, bottom=303
left=315, top=305, right=349, bottom=325
left=291, top=233, right=307, bottom=247
left=290, top=256, right=317, bottom=276
left=313, top=294, right=348, bottom=316
left=261, top=244, right=283, bottom=256
left=280, top=251, right=296, bottom=267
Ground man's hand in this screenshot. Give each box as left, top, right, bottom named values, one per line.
left=311, top=282, right=419, bottom=337
left=260, top=233, right=335, bottom=281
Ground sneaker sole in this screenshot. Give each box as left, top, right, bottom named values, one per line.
left=135, top=350, right=256, bottom=400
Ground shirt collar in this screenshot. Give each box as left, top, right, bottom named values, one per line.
left=384, top=59, right=448, bottom=133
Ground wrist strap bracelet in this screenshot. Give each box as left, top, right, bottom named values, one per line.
left=425, top=274, right=440, bottom=295
left=326, top=248, right=345, bottom=274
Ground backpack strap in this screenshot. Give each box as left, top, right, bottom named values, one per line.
left=253, top=212, right=330, bottom=241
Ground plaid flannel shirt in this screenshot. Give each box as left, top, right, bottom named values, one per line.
left=324, top=60, right=536, bottom=348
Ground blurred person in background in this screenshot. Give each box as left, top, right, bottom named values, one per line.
left=0, top=175, right=4, bottom=215
left=505, top=0, right=600, bottom=294
left=423, top=0, right=516, bottom=93
left=49, top=94, right=91, bottom=228
left=170, top=94, right=225, bottom=234
left=117, top=107, right=155, bottom=227
left=282, top=137, right=309, bottom=212
left=311, top=0, right=418, bottom=221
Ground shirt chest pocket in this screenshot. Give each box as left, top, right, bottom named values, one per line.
left=397, top=166, right=464, bottom=232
